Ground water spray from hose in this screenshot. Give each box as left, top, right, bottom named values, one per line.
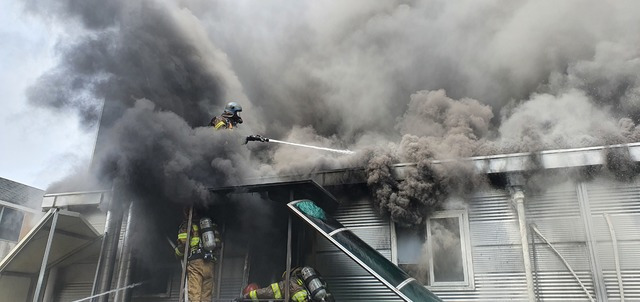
left=245, top=135, right=354, bottom=154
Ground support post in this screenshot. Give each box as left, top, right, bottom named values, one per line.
left=33, top=208, right=59, bottom=302
left=114, top=201, right=136, bottom=302
left=512, top=189, right=536, bottom=302
left=284, top=190, right=294, bottom=302
left=91, top=188, right=124, bottom=302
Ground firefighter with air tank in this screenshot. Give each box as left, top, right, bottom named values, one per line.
left=175, top=207, right=221, bottom=302
left=238, top=266, right=335, bottom=302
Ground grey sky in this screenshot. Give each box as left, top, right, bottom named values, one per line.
left=0, top=0, right=96, bottom=189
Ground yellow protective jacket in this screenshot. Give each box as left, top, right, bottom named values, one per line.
left=244, top=278, right=308, bottom=302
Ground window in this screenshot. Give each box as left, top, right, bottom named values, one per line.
left=0, top=207, right=25, bottom=242
left=394, top=210, right=473, bottom=289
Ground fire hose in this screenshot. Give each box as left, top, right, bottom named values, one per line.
left=245, top=135, right=354, bottom=155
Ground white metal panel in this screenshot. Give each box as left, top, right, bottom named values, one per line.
left=530, top=243, right=592, bottom=271
left=472, top=245, right=524, bottom=273
left=469, top=221, right=522, bottom=246
left=586, top=178, right=640, bottom=215
left=468, top=193, right=515, bottom=222
left=602, top=270, right=640, bottom=301
left=529, top=218, right=587, bottom=243
left=333, top=199, right=389, bottom=228
left=534, top=271, right=595, bottom=301
left=592, top=214, right=640, bottom=242
left=433, top=273, right=529, bottom=301
left=597, top=241, right=640, bottom=270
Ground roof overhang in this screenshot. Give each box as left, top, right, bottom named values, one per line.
left=0, top=209, right=101, bottom=276
left=210, top=179, right=339, bottom=212
left=234, top=142, right=640, bottom=187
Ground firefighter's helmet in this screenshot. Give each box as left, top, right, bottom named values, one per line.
left=224, top=102, right=242, bottom=115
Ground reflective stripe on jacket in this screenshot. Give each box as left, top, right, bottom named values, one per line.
left=175, top=223, right=201, bottom=257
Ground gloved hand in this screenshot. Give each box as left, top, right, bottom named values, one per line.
left=244, top=135, right=269, bottom=144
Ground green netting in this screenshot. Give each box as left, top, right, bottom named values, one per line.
left=295, top=200, right=326, bottom=220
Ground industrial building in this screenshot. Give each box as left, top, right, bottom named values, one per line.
left=1, top=143, right=640, bottom=301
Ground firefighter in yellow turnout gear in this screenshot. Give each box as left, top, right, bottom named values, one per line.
left=176, top=209, right=221, bottom=302
left=241, top=267, right=334, bottom=302
left=209, top=101, right=243, bottom=130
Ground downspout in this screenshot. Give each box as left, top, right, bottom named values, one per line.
left=114, top=201, right=136, bottom=302
left=91, top=191, right=124, bottom=302
left=511, top=189, right=536, bottom=302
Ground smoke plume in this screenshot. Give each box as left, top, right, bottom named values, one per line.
left=23, top=0, right=640, bottom=226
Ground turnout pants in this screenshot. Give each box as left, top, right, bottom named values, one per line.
left=187, top=258, right=215, bottom=302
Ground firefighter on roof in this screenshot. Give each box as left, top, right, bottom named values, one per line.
left=209, top=101, right=243, bottom=129
left=175, top=207, right=221, bottom=302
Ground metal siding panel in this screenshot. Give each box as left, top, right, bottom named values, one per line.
left=526, top=183, right=581, bottom=220
left=534, top=271, right=595, bottom=301
left=472, top=245, right=524, bottom=273
left=586, top=178, right=640, bottom=215
left=602, top=270, right=640, bottom=301
left=317, top=199, right=402, bottom=301
left=433, top=273, right=528, bottom=301
left=592, top=214, right=640, bottom=242
left=530, top=243, right=592, bottom=272
left=597, top=241, right=640, bottom=270
left=54, top=283, right=93, bottom=302
left=469, top=221, right=522, bottom=246
left=324, top=276, right=402, bottom=302
left=333, top=199, right=389, bottom=228
left=468, top=193, right=515, bottom=222
left=218, top=256, right=245, bottom=299
left=528, top=218, right=587, bottom=243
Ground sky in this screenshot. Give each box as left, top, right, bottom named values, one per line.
left=0, top=0, right=97, bottom=189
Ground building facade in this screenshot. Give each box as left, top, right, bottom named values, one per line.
left=1, top=143, right=640, bottom=301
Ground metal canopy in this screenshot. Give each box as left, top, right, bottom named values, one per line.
left=210, top=179, right=339, bottom=212
left=0, top=209, right=100, bottom=275
left=288, top=200, right=442, bottom=302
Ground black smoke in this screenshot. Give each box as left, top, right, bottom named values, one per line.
left=24, top=0, right=640, bottom=226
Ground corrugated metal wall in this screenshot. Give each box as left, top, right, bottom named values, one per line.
left=316, top=198, right=402, bottom=302
left=527, top=181, right=596, bottom=301
left=585, top=178, right=640, bottom=301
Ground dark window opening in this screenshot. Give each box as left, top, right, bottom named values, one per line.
left=0, top=207, right=24, bottom=241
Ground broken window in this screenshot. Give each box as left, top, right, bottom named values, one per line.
left=394, top=210, right=473, bottom=289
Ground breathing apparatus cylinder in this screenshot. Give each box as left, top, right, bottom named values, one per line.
left=199, top=217, right=217, bottom=252
left=301, top=267, right=327, bottom=301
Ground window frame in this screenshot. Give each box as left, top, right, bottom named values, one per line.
left=426, top=210, right=474, bottom=290
left=0, top=206, right=26, bottom=242
left=392, top=209, right=474, bottom=290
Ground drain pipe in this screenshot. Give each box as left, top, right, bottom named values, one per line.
left=114, top=201, right=136, bottom=302
left=91, top=188, right=124, bottom=302
left=511, top=188, right=536, bottom=302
